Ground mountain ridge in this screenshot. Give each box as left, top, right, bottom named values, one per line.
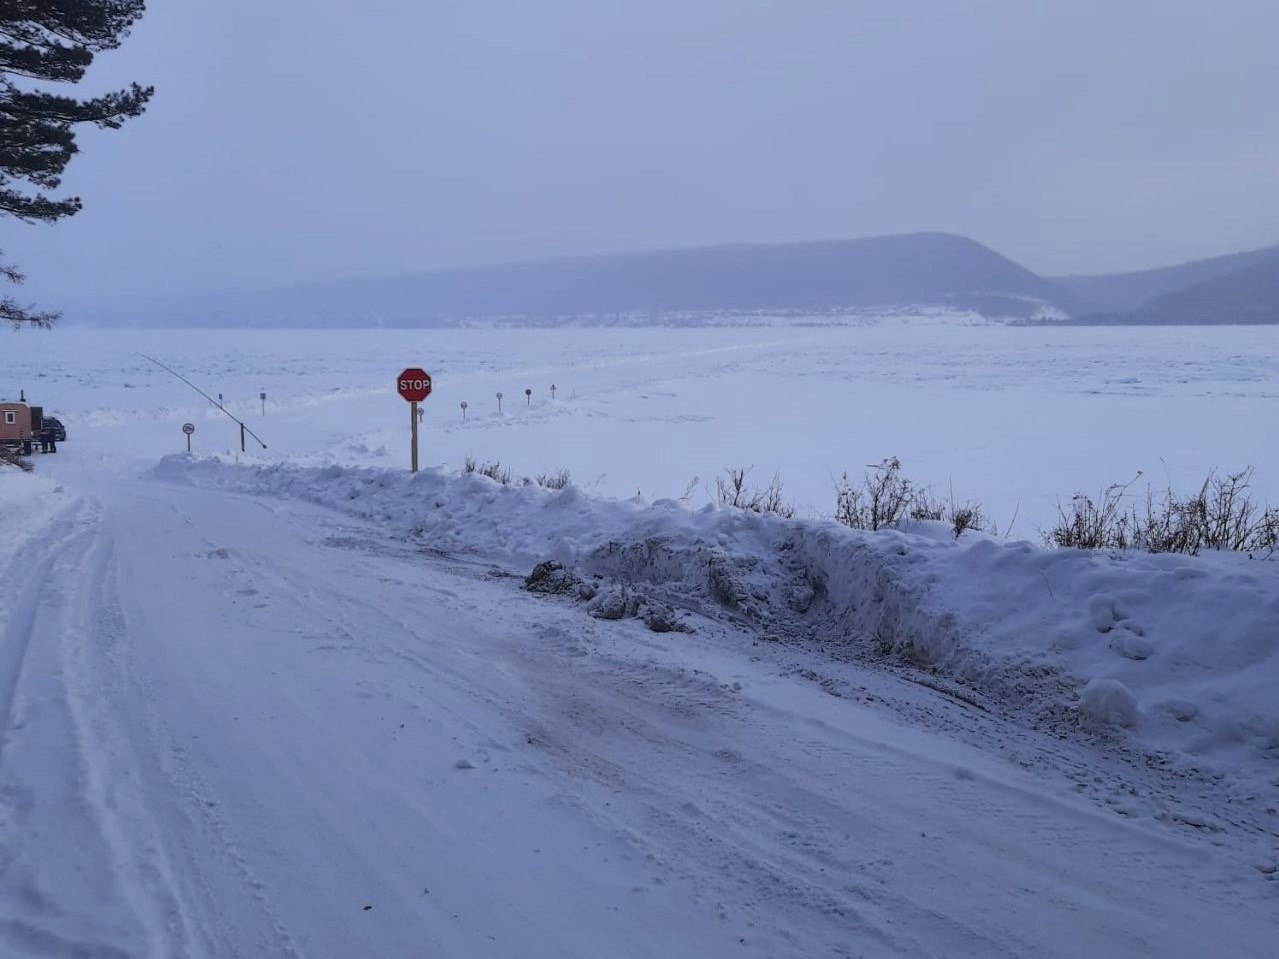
left=65, top=232, right=1082, bottom=327
left=1052, top=244, right=1279, bottom=314
left=54, top=232, right=1279, bottom=327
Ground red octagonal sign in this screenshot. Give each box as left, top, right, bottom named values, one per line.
left=397, top=368, right=433, bottom=402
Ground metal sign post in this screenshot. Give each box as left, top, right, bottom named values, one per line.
left=525, top=388, right=532, bottom=407
left=396, top=367, right=433, bottom=473
left=410, top=402, right=419, bottom=472
left=260, top=391, right=267, bottom=416
left=182, top=422, right=195, bottom=453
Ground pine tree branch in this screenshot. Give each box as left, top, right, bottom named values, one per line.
left=1, top=249, right=58, bottom=326
left=1, top=1, right=151, bottom=328
left=1, top=295, right=59, bottom=327
left=0, top=189, right=81, bottom=222
left=3, top=79, right=153, bottom=127
left=0, top=3, right=146, bottom=57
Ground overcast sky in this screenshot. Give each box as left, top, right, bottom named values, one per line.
left=4, top=0, right=1279, bottom=300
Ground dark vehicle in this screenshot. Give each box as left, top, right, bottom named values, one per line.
left=42, top=416, right=66, bottom=443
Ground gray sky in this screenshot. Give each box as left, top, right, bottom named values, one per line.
left=5, top=0, right=1279, bottom=300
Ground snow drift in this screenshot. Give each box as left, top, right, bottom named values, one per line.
left=154, top=455, right=1279, bottom=786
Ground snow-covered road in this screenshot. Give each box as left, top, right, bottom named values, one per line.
left=1, top=459, right=1275, bottom=958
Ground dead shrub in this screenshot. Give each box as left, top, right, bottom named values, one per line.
left=1050, top=468, right=1278, bottom=557
left=0, top=447, right=33, bottom=472
left=716, top=467, right=795, bottom=518
left=462, top=456, right=511, bottom=485
left=834, top=457, right=915, bottom=531
left=911, top=486, right=991, bottom=540
left=908, top=494, right=944, bottom=522
left=1132, top=468, right=1279, bottom=556
left=1047, top=476, right=1137, bottom=550
left=1180, top=468, right=1278, bottom=554
left=535, top=468, right=571, bottom=490
left=835, top=460, right=989, bottom=538
left=1129, top=486, right=1197, bottom=554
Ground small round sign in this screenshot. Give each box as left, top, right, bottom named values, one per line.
left=182, top=423, right=195, bottom=435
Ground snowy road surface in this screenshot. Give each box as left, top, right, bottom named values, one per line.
left=2, top=463, right=1275, bottom=958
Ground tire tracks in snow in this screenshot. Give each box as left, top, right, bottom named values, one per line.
left=222, top=494, right=1279, bottom=957
left=0, top=495, right=230, bottom=958
left=0, top=499, right=93, bottom=761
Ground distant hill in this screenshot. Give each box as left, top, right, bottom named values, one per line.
left=1124, top=250, right=1279, bottom=324
left=1053, top=244, right=1279, bottom=314
left=1045, top=243, right=1279, bottom=325
left=72, top=232, right=1084, bottom=327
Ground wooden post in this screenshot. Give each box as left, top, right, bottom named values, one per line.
left=410, top=401, right=419, bottom=473
left=240, top=422, right=246, bottom=453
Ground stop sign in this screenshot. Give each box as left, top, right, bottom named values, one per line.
left=397, top=368, right=432, bottom=402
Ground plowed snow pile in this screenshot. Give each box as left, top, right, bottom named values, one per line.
left=156, top=455, right=1279, bottom=791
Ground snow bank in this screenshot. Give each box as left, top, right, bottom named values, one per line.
left=153, top=455, right=1279, bottom=782
left=1080, top=679, right=1140, bottom=728
left=0, top=470, right=70, bottom=627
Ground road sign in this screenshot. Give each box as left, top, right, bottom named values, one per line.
left=182, top=423, right=195, bottom=435
left=397, top=368, right=433, bottom=403
left=397, top=368, right=432, bottom=473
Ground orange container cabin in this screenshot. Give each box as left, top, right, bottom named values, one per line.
left=1, top=402, right=35, bottom=451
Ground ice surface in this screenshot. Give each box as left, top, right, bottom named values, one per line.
left=5, top=323, right=1278, bottom=537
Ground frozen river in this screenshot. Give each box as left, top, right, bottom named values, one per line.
left=5, top=322, right=1278, bottom=537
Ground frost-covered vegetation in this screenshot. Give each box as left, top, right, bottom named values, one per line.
left=714, top=467, right=795, bottom=518
left=0, top=447, right=32, bottom=471
left=1049, top=468, right=1279, bottom=557
left=826, top=456, right=1276, bottom=557
left=834, top=458, right=994, bottom=540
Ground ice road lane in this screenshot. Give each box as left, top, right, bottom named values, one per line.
left=1, top=474, right=1275, bottom=959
